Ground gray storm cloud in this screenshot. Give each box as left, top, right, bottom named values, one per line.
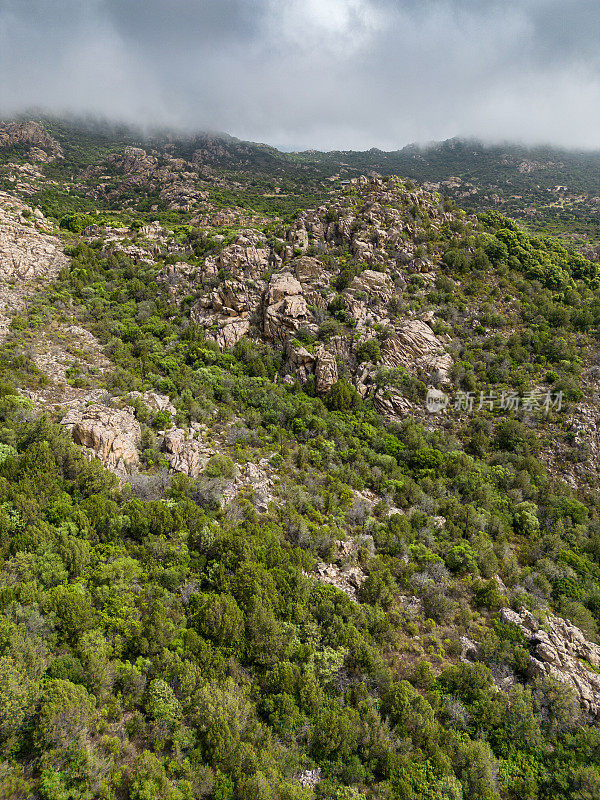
left=1, top=0, right=599, bottom=150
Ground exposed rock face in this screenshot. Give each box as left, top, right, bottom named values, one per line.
left=190, top=229, right=276, bottom=348
left=314, top=561, right=365, bottom=601
left=0, top=194, right=67, bottom=279
left=86, top=145, right=207, bottom=210
left=216, top=319, right=251, bottom=350
left=129, top=391, right=176, bottom=418
left=373, top=388, right=413, bottom=419
left=162, top=426, right=214, bottom=479
left=168, top=177, right=453, bottom=401
left=298, top=769, right=322, bottom=790
left=0, top=122, right=63, bottom=161
left=381, top=319, right=452, bottom=381
left=347, top=269, right=394, bottom=302
left=501, top=607, right=600, bottom=716
left=310, top=536, right=370, bottom=601
left=460, top=636, right=481, bottom=663
left=263, top=272, right=309, bottom=343
left=0, top=192, right=68, bottom=337
left=118, top=146, right=158, bottom=177
left=222, top=459, right=275, bottom=513
left=61, top=405, right=141, bottom=476
left=286, top=341, right=315, bottom=382
left=314, top=348, right=338, bottom=394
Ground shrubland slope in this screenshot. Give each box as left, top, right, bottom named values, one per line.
left=0, top=120, right=600, bottom=799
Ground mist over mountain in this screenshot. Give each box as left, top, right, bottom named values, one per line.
left=2, top=1, right=600, bottom=149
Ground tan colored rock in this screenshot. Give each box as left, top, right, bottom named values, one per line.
left=129, top=391, right=176, bottom=417
left=313, top=562, right=365, bottom=601
left=0, top=121, right=63, bottom=160
left=286, top=341, right=315, bottom=382
left=61, top=405, right=141, bottom=476
left=263, top=273, right=309, bottom=343
left=381, top=319, right=452, bottom=381
left=294, top=256, right=323, bottom=281
left=213, top=280, right=252, bottom=315
left=264, top=297, right=309, bottom=342
left=0, top=193, right=68, bottom=338
left=222, top=459, right=275, bottom=512
left=315, top=348, right=338, bottom=394
left=216, top=318, right=251, bottom=350
left=163, top=428, right=214, bottom=479
left=267, top=272, right=302, bottom=304
left=218, top=242, right=271, bottom=276
left=118, top=146, right=158, bottom=175
left=373, top=388, right=413, bottom=419
left=347, top=269, right=394, bottom=301
left=501, top=607, right=600, bottom=715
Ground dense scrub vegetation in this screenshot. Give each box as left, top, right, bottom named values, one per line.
left=2, top=353, right=600, bottom=798
left=3, top=121, right=600, bottom=798
left=1, top=225, right=600, bottom=799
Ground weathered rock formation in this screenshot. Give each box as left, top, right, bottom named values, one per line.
left=129, top=391, right=176, bottom=418
left=501, top=607, right=600, bottom=716
left=0, top=121, right=63, bottom=161
left=314, top=348, right=338, bottom=394
left=0, top=193, right=68, bottom=337
left=162, top=426, right=214, bottom=479
left=222, top=459, right=275, bottom=513
left=186, top=178, right=454, bottom=396
left=314, top=561, right=365, bottom=602
left=381, top=319, right=452, bottom=382
left=61, top=405, right=141, bottom=477
left=263, top=272, right=310, bottom=343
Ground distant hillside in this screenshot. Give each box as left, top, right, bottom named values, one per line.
left=3, top=117, right=600, bottom=238
left=297, top=138, right=600, bottom=234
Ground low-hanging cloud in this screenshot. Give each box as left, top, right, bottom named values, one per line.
left=1, top=0, right=600, bottom=150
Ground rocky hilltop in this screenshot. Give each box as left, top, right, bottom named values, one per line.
left=183, top=176, right=453, bottom=404
left=0, top=120, right=63, bottom=162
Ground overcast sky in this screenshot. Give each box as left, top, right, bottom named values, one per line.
left=1, top=0, right=599, bottom=151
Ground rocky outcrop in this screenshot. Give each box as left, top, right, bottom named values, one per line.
left=222, top=459, right=275, bottom=513
left=129, top=391, right=176, bottom=418
left=0, top=122, right=63, bottom=161
left=189, top=229, right=277, bottom=348
left=501, top=607, right=600, bottom=716
left=310, top=537, right=371, bottom=601
left=298, top=769, right=321, bottom=790
left=381, top=319, right=452, bottom=382
left=162, top=426, right=214, bottom=479
left=86, top=146, right=206, bottom=210
left=0, top=193, right=68, bottom=337
left=314, top=348, right=338, bottom=394
left=314, top=561, right=365, bottom=601
left=286, top=341, right=315, bottom=382
left=168, top=177, right=453, bottom=399
left=373, top=388, right=413, bottom=419
left=0, top=193, right=66, bottom=279
left=263, top=272, right=310, bottom=343
left=61, top=405, right=141, bottom=476
left=346, top=269, right=394, bottom=302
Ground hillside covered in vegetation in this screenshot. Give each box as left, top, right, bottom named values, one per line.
left=2, top=120, right=600, bottom=800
